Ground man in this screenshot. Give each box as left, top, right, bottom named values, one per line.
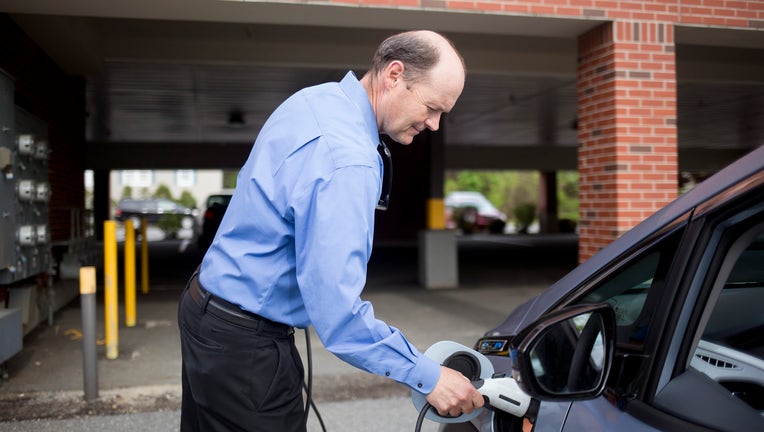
left=178, top=30, right=483, bottom=431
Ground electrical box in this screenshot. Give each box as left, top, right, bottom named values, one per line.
left=0, top=71, right=52, bottom=284
left=0, top=308, right=22, bottom=364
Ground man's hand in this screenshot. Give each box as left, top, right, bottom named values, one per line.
left=425, top=366, right=485, bottom=417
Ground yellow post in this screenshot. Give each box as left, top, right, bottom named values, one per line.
left=140, top=217, right=149, bottom=294
left=426, top=198, right=447, bottom=230
left=103, top=220, right=119, bottom=360
left=124, top=219, right=136, bottom=327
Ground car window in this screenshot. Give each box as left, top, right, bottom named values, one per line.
left=652, top=203, right=764, bottom=431
left=580, top=252, right=658, bottom=326
left=576, top=229, right=683, bottom=348
left=207, top=195, right=232, bottom=207
left=156, top=199, right=176, bottom=211
left=701, top=235, right=764, bottom=355
left=119, top=199, right=140, bottom=210
left=692, top=231, right=764, bottom=409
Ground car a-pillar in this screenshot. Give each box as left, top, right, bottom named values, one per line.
left=576, top=21, right=678, bottom=263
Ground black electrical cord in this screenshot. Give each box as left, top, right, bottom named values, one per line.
left=414, top=401, right=433, bottom=432
left=303, top=327, right=327, bottom=432
left=305, top=389, right=327, bottom=431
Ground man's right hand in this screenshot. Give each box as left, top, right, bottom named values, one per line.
left=425, top=366, right=485, bottom=417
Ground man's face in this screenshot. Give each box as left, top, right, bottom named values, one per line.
left=380, top=60, right=464, bottom=145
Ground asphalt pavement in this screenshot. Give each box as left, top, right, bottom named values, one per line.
left=0, top=234, right=578, bottom=432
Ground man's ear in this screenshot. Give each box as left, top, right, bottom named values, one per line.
left=384, top=60, right=405, bottom=88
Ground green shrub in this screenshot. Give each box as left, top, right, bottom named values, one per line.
left=513, top=203, right=536, bottom=234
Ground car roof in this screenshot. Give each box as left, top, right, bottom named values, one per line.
left=446, top=191, right=489, bottom=201
left=119, top=197, right=173, bottom=203
left=490, top=145, right=764, bottom=336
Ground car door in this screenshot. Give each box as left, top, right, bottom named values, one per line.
left=558, top=174, right=764, bottom=431
left=526, top=217, right=688, bottom=432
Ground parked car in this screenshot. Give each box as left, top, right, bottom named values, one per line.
left=197, top=191, right=233, bottom=250
left=442, top=146, right=764, bottom=431
left=445, top=191, right=507, bottom=234
left=115, top=198, right=198, bottom=239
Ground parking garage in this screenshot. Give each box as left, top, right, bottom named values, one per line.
left=0, top=2, right=762, bottom=363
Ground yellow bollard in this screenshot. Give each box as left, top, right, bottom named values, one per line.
left=124, top=219, right=136, bottom=327
left=103, top=220, right=119, bottom=360
left=141, top=217, right=149, bottom=295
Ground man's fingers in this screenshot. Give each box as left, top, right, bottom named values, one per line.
left=473, top=392, right=486, bottom=408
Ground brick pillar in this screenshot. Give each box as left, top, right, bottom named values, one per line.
left=577, top=22, right=679, bottom=263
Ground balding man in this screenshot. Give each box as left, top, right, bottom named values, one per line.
left=178, top=30, right=482, bottom=432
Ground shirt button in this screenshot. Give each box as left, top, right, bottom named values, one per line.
left=385, top=371, right=390, bottom=376
left=417, top=383, right=423, bottom=388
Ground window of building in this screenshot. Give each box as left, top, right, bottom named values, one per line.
left=176, top=170, right=195, bottom=187
left=120, top=170, right=153, bottom=187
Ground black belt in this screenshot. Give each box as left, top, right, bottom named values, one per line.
left=188, top=274, right=293, bottom=336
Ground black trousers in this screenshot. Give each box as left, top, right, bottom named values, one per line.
left=178, top=273, right=306, bottom=432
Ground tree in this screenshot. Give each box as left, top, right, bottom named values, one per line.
left=152, top=184, right=173, bottom=200
left=178, top=190, right=197, bottom=209
left=557, top=171, right=579, bottom=223
left=223, top=170, right=239, bottom=189
left=120, top=186, right=133, bottom=200
left=513, top=203, right=537, bottom=234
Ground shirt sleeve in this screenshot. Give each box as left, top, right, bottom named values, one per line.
left=293, top=164, right=442, bottom=394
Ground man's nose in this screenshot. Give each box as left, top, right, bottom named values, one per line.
left=425, top=113, right=442, bottom=131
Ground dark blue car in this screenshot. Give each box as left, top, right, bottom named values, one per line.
left=443, top=146, right=764, bottom=432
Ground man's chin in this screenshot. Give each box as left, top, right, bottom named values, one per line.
left=393, top=133, right=416, bottom=145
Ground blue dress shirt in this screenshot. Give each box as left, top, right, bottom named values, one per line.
left=199, top=71, right=441, bottom=394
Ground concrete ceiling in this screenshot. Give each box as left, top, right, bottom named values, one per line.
left=3, top=0, right=764, bottom=171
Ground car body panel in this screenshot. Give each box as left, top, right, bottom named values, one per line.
left=561, top=397, right=661, bottom=432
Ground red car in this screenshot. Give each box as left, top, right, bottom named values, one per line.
left=445, top=191, right=507, bottom=234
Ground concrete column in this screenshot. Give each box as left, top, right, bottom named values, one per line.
left=537, top=74, right=560, bottom=235
left=425, top=127, right=446, bottom=231
left=418, top=230, right=458, bottom=289
left=418, top=123, right=458, bottom=289
left=538, top=171, right=558, bottom=233
left=93, top=169, right=110, bottom=241
left=577, top=21, right=678, bottom=262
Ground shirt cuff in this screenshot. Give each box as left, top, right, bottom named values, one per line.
left=405, top=354, right=442, bottom=395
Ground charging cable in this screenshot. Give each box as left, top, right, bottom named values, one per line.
left=303, top=327, right=327, bottom=432
left=414, top=402, right=434, bottom=432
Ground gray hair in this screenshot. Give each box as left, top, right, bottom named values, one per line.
left=369, top=31, right=463, bottom=85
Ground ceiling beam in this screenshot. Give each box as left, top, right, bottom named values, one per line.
left=86, top=141, right=253, bottom=169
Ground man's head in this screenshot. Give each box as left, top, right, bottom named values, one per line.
left=362, top=30, right=466, bottom=145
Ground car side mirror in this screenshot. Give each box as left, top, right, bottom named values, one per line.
left=512, top=303, right=616, bottom=401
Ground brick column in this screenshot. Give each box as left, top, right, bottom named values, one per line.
left=577, top=22, right=679, bottom=263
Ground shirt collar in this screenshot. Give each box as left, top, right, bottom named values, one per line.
left=339, top=71, right=379, bottom=148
